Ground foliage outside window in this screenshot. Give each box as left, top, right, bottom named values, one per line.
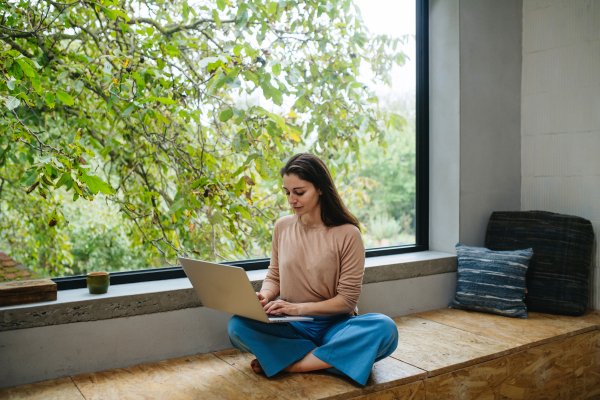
left=0, top=0, right=415, bottom=278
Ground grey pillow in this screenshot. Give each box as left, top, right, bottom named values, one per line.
left=450, top=243, right=533, bottom=318
left=485, top=211, right=595, bottom=316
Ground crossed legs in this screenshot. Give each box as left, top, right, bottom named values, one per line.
left=251, top=350, right=332, bottom=374
left=228, top=313, right=398, bottom=384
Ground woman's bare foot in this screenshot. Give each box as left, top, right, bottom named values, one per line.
left=250, top=359, right=264, bottom=374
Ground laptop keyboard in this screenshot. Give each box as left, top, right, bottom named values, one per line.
left=268, top=313, right=289, bottom=319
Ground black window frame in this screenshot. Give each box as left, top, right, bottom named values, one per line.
left=53, top=0, right=429, bottom=291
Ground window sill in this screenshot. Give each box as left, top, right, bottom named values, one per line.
left=0, top=251, right=456, bottom=332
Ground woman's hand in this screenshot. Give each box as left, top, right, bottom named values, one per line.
left=264, top=300, right=303, bottom=316
left=256, top=292, right=270, bottom=307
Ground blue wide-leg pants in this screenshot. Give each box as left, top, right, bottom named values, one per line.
left=227, top=313, right=399, bottom=386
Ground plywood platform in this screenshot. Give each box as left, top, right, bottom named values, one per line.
left=2, top=309, right=599, bottom=400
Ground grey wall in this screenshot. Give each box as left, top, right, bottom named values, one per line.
left=459, top=0, right=523, bottom=246
left=429, top=0, right=523, bottom=251
left=429, top=0, right=461, bottom=254
left=520, top=0, right=600, bottom=308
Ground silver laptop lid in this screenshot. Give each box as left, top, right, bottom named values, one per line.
left=179, top=257, right=270, bottom=323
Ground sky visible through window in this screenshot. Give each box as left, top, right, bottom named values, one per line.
left=354, top=0, right=416, bottom=101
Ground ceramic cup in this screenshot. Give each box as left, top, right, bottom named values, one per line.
left=87, top=272, right=110, bottom=294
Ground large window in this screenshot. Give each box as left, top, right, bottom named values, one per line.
left=0, top=0, right=428, bottom=289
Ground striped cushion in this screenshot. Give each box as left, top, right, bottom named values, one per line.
left=450, top=243, right=533, bottom=318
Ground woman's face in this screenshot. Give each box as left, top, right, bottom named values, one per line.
left=282, top=174, right=321, bottom=216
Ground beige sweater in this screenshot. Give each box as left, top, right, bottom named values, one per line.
left=261, top=215, right=366, bottom=313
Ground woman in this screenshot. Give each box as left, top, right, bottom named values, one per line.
left=227, top=153, right=398, bottom=386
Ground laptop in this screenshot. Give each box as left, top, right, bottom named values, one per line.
left=179, top=257, right=313, bottom=323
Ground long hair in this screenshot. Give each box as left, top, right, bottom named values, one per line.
left=280, top=153, right=361, bottom=231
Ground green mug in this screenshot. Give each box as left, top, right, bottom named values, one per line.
left=87, top=272, right=110, bottom=294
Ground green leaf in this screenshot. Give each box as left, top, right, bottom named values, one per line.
left=6, top=79, right=15, bottom=90
left=236, top=8, right=249, bottom=29
left=219, top=108, right=234, bottom=122
left=191, top=177, right=209, bottom=189
left=216, top=0, right=225, bottom=10
left=256, top=109, right=289, bottom=133
left=243, top=71, right=259, bottom=86
left=198, top=57, right=219, bottom=68
left=209, top=209, right=225, bottom=225
left=260, top=82, right=272, bottom=99
left=310, top=64, right=319, bottom=77
left=155, top=97, right=176, bottom=104
left=243, top=153, right=259, bottom=166
left=16, top=59, right=35, bottom=77
left=233, top=45, right=243, bottom=57
left=16, top=93, right=33, bottom=106
left=56, top=91, right=74, bottom=106
left=55, top=172, right=71, bottom=189
left=100, top=146, right=112, bottom=158
left=23, top=170, right=38, bottom=186
left=272, top=63, right=281, bottom=76
left=80, top=173, right=115, bottom=195
left=122, top=105, right=135, bottom=118
left=231, top=165, right=245, bottom=178
left=169, top=198, right=184, bottom=213
left=103, top=8, right=116, bottom=19
left=212, top=9, right=221, bottom=27
left=256, top=158, right=269, bottom=179
left=268, top=1, right=278, bottom=14
left=4, top=96, right=20, bottom=110
left=387, top=113, right=407, bottom=130
left=112, top=9, right=130, bottom=21
left=272, top=88, right=283, bottom=106
left=45, top=92, right=55, bottom=109
left=190, top=196, right=203, bottom=209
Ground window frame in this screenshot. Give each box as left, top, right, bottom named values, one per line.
left=53, top=0, right=429, bottom=291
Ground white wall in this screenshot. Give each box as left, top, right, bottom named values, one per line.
left=521, top=0, right=600, bottom=308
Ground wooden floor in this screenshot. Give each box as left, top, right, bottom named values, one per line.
left=3, top=308, right=600, bottom=400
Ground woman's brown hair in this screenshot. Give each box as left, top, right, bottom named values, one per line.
left=280, top=153, right=361, bottom=231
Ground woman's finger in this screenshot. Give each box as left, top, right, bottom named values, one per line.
left=266, top=301, right=285, bottom=314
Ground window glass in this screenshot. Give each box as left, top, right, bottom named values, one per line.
left=0, top=0, right=417, bottom=279
left=348, top=0, right=416, bottom=249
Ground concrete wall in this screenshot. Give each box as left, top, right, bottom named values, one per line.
left=521, top=0, right=600, bottom=308
left=429, top=0, right=523, bottom=252
left=459, top=0, right=523, bottom=246
left=429, top=0, right=461, bottom=254
left=0, top=273, right=457, bottom=388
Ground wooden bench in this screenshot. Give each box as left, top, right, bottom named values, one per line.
left=3, top=308, right=600, bottom=399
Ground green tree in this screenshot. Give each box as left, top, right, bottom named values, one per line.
left=0, top=0, right=407, bottom=275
